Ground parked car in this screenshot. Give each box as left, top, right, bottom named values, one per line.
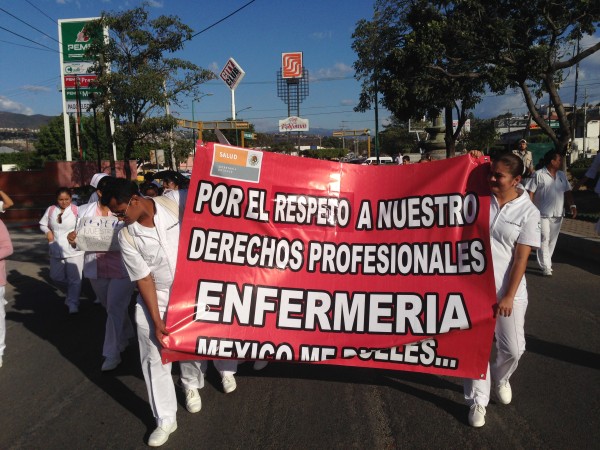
left=362, top=156, right=394, bottom=165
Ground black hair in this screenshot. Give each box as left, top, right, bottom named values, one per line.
left=543, top=149, right=561, bottom=166
left=140, top=182, right=160, bottom=196
left=494, top=152, right=524, bottom=178
left=55, top=187, right=72, bottom=198
left=100, top=178, right=140, bottom=206
left=96, top=175, right=113, bottom=193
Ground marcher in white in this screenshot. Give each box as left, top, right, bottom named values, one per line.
left=102, top=179, right=206, bottom=447
left=527, top=150, right=576, bottom=276
left=573, top=152, right=600, bottom=234
left=0, top=190, right=15, bottom=213
left=0, top=217, right=13, bottom=368
left=68, top=176, right=135, bottom=371
left=88, top=173, right=108, bottom=204
left=39, top=188, right=84, bottom=314
left=464, top=151, right=541, bottom=428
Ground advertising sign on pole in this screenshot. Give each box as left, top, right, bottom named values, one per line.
left=59, top=18, right=99, bottom=160
left=282, top=52, right=303, bottom=79
left=219, top=57, right=245, bottom=91
left=279, top=116, right=310, bottom=132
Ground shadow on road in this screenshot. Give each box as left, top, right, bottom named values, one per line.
left=6, top=267, right=154, bottom=430
left=525, top=334, right=600, bottom=370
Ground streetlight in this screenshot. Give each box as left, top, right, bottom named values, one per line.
left=235, top=107, right=252, bottom=146
left=191, top=93, right=212, bottom=155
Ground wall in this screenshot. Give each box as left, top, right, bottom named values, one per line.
left=0, top=160, right=136, bottom=223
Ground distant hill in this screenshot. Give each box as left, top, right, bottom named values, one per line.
left=0, top=111, right=54, bottom=129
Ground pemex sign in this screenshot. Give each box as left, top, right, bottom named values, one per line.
left=58, top=18, right=101, bottom=113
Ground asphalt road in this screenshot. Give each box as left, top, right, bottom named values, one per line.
left=1, top=228, right=598, bottom=449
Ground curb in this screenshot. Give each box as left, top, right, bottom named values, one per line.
left=557, top=231, right=600, bottom=265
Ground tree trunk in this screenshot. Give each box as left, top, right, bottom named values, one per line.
left=123, top=139, right=134, bottom=181
left=444, top=106, right=456, bottom=158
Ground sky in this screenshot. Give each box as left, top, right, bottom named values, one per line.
left=0, top=0, right=599, bottom=133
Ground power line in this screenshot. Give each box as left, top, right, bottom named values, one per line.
left=0, top=6, right=60, bottom=44
left=24, top=0, right=57, bottom=25
left=0, top=38, right=55, bottom=53
left=0, top=24, right=56, bottom=52
left=189, top=0, right=257, bottom=39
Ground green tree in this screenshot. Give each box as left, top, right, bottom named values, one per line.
left=36, top=115, right=73, bottom=161
left=354, top=0, right=600, bottom=156
left=378, top=119, right=420, bottom=156
left=85, top=4, right=215, bottom=179
left=352, top=1, right=488, bottom=157
left=461, top=118, right=498, bottom=153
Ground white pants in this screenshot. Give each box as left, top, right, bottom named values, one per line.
left=537, top=217, right=562, bottom=273
left=135, top=302, right=206, bottom=427
left=90, top=278, right=135, bottom=359
left=50, top=255, right=84, bottom=308
left=464, top=299, right=527, bottom=407
left=0, top=286, right=6, bottom=357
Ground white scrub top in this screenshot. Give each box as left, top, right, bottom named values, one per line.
left=489, top=189, right=541, bottom=300
left=528, top=167, right=571, bottom=217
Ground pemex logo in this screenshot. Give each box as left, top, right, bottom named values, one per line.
left=76, top=26, right=90, bottom=43
left=282, top=52, right=303, bottom=78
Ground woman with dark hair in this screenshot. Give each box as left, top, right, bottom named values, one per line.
left=68, top=176, right=135, bottom=371
left=464, top=151, right=541, bottom=427
left=39, top=188, right=84, bottom=314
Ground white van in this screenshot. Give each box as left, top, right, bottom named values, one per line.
left=361, top=156, right=394, bottom=165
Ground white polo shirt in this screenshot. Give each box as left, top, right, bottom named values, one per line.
left=119, top=198, right=180, bottom=310
left=528, top=167, right=571, bottom=217
left=490, top=189, right=541, bottom=300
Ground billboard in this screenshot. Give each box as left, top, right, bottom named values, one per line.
left=279, top=116, right=309, bottom=132
left=219, top=57, right=245, bottom=91
left=282, top=52, right=303, bottom=78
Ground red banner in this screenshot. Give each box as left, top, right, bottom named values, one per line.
left=163, top=144, right=496, bottom=378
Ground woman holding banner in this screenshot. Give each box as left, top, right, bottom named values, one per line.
left=464, top=152, right=541, bottom=427
left=68, top=176, right=135, bottom=372
left=39, top=188, right=84, bottom=314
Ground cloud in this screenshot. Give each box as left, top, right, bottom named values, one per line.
left=0, top=96, right=34, bottom=115
left=147, top=0, right=164, bottom=7
left=22, top=85, right=51, bottom=93
left=310, top=31, right=333, bottom=40
left=208, top=62, right=220, bottom=74
left=313, top=62, right=353, bottom=81
left=340, top=99, right=355, bottom=106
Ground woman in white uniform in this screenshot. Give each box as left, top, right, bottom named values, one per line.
left=464, top=152, right=541, bottom=427
left=39, top=188, right=84, bottom=314
left=68, top=176, right=135, bottom=371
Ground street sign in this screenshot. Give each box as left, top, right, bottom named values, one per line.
left=244, top=132, right=256, bottom=139
left=219, top=57, right=245, bottom=91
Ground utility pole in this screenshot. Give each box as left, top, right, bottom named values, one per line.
left=583, top=89, right=588, bottom=156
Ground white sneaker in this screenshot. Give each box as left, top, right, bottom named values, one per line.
left=495, top=380, right=512, bottom=404
left=468, top=404, right=486, bottom=427
left=222, top=375, right=237, bottom=394
left=253, top=361, right=269, bottom=371
left=185, top=388, right=202, bottom=413
left=0, top=356, right=3, bottom=368
left=542, top=269, right=552, bottom=276
left=148, top=422, right=177, bottom=447
left=68, top=305, right=79, bottom=314
left=101, top=356, right=121, bottom=372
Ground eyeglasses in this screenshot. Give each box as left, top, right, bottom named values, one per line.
left=112, top=197, right=133, bottom=219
